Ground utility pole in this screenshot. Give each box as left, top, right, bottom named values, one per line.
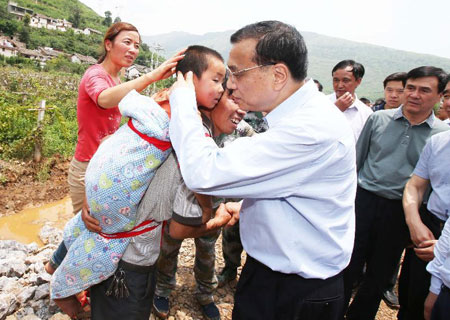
left=151, top=43, right=164, bottom=93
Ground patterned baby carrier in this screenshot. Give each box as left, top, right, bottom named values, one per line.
left=51, top=90, right=171, bottom=299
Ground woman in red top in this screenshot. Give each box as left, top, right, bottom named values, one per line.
left=45, top=21, right=183, bottom=281
left=69, top=22, right=184, bottom=216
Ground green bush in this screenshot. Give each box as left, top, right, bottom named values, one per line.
left=0, top=65, right=176, bottom=162
left=43, top=55, right=89, bottom=75
left=0, top=67, right=79, bottom=160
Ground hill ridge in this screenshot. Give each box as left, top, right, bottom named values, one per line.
left=143, top=30, right=450, bottom=100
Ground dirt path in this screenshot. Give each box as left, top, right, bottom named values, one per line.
left=0, top=158, right=398, bottom=319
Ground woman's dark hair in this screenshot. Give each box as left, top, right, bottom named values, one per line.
left=97, top=22, right=140, bottom=63
left=230, top=21, right=308, bottom=81
left=176, top=45, right=223, bottom=79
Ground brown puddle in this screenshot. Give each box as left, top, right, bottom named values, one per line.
left=0, top=197, right=73, bottom=247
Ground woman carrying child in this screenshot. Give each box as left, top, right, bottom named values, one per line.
left=46, top=22, right=184, bottom=273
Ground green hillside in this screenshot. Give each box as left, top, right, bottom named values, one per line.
left=0, top=0, right=164, bottom=69
left=0, top=0, right=106, bottom=30
left=143, top=31, right=450, bottom=100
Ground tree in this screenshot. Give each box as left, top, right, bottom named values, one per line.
left=69, top=6, right=82, bottom=28
left=103, top=11, right=112, bottom=26
left=19, top=26, right=30, bottom=45
left=113, top=16, right=121, bottom=24
left=0, top=20, right=19, bottom=37
left=0, top=4, right=8, bottom=19
left=23, top=14, right=31, bottom=26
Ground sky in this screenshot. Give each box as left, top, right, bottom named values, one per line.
left=79, top=0, right=450, bottom=59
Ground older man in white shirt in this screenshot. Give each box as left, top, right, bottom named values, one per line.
left=168, top=20, right=356, bottom=320
left=328, top=59, right=373, bottom=141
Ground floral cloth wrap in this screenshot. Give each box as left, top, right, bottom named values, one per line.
left=51, top=90, right=171, bottom=299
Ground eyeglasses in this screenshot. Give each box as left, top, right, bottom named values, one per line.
left=228, top=63, right=275, bottom=80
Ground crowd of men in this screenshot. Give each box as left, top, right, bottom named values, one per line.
left=324, top=61, right=450, bottom=320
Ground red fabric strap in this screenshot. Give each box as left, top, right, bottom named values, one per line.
left=99, top=219, right=159, bottom=239
left=127, top=119, right=171, bottom=151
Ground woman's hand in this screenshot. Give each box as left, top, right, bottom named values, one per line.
left=147, top=49, right=186, bottom=82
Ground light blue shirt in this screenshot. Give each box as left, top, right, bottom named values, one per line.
left=414, top=130, right=450, bottom=221
left=427, top=218, right=450, bottom=294
left=169, top=80, right=357, bottom=279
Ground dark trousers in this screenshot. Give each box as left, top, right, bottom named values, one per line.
left=398, top=208, right=444, bottom=320
left=344, top=187, right=410, bottom=319
left=49, top=241, right=67, bottom=269
left=232, top=255, right=344, bottom=320
left=90, top=260, right=156, bottom=320
left=431, top=286, right=450, bottom=320
left=222, top=221, right=243, bottom=270
left=386, top=259, right=401, bottom=292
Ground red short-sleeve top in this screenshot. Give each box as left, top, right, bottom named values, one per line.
left=74, top=64, right=121, bottom=162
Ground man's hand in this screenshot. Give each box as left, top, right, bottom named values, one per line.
left=225, top=201, right=241, bottom=227
left=147, top=49, right=185, bottom=82
left=424, top=291, right=438, bottom=320
left=81, top=200, right=101, bottom=233
left=169, top=71, right=195, bottom=94
left=408, top=219, right=435, bottom=247
left=335, top=92, right=354, bottom=111
left=414, top=239, right=437, bottom=262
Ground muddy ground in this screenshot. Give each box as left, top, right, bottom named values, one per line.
left=0, top=157, right=398, bottom=319
left=0, top=157, right=70, bottom=216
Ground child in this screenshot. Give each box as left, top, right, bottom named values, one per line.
left=51, top=45, right=229, bottom=319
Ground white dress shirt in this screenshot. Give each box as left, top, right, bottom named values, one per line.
left=169, top=80, right=356, bottom=279
left=328, top=93, right=373, bottom=141
left=427, top=218, right=450, bottom=294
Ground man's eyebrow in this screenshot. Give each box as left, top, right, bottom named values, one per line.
left=443, top=89, right=450, bottom=95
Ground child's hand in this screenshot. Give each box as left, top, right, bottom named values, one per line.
left=225, top=201, right=241, bottom=226
left=81, top=197, right=101, bottom=233
left=205, top=203, right=232, bottom=230
left=147, top=49, right=186, bottom=82
left=170, top=71, right=195, bottom=94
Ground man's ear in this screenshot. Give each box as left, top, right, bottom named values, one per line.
left=355, top=77, right=362, bottom=88
left=272, top=64, right=288, bottom=90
